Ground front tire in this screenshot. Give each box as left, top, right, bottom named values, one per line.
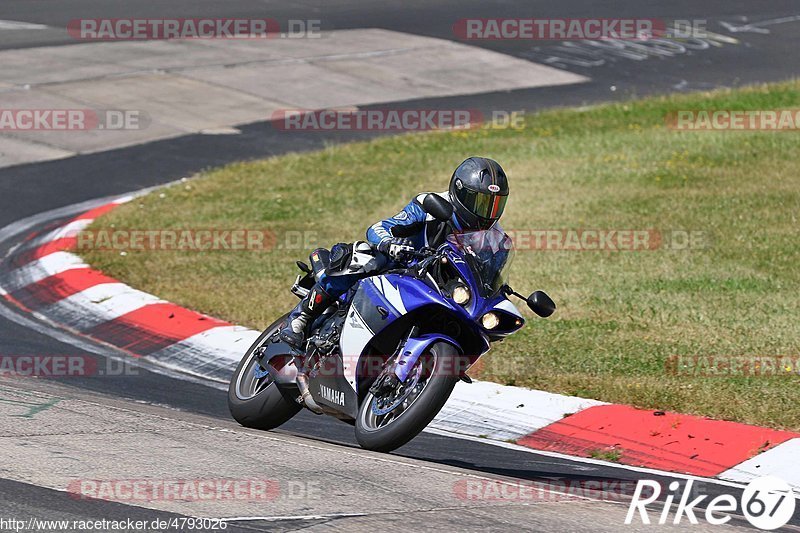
left=228, top=315, right=301, bottom=430
left=355, top=342, right=460, bottom=452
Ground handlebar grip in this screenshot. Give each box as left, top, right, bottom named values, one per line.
left=403, top=248, right=434, bottom=259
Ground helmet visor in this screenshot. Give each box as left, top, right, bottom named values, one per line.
left=455, top=187, right=508, bottom=220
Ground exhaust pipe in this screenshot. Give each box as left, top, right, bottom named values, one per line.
left=296, top=372, right=324, bottom=415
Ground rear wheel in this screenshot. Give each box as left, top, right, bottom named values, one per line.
left=355, top=342, right=460, bottom=452
left=228, top=315, right=301, bottom=430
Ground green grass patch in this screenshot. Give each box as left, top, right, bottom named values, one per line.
left=83, top=81, right=800, bottom=430
left=589, top=448, right=623, bottom=463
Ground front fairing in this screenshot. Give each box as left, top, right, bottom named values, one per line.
left=357, top=271, right=493, bottom=352
left=442, top=247, right=525, bottom=336
left=446, top=227, right=515, bottom=298
left=347, top=227, right=525, bottom=345
left=342, top=247, right=524, bottom=396
left=371, top=246, right=524, bottom=339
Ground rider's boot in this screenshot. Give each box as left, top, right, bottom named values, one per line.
left=279, top=284, right=334, bottom=350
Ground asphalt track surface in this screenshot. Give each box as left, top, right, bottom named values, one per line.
left=3, top=0, right=800, bottom=95
left=1, top=1, right=800, bottom=530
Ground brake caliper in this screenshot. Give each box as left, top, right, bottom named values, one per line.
left=370, top=373, right=400, bottom=397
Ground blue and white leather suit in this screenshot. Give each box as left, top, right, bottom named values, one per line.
left=317, top=192, right=461, bottom=298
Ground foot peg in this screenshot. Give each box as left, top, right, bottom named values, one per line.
left=279, top=326, right=305, bottom=350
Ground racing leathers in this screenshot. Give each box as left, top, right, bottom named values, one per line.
left=278, top=192, right=462, bottom=349
left=366, top=191, right=460, bottom=251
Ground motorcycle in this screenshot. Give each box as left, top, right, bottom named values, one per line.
left=228, top=194, right=556, bottom=452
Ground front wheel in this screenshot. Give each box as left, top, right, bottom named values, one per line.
left=228, top=315, right=301, bottom=430
left=355, top=342, right=460, bottom=452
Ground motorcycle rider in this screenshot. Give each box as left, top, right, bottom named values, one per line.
left=279, top=156, right=510, bottom=350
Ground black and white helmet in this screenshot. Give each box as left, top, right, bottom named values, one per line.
left=449, top=157, right=509, bottom=230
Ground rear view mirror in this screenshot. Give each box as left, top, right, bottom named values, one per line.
left=527, top=290, right=556, bottom=318
left=423, top=194, right=454, bottom=222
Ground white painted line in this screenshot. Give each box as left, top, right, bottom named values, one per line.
left=20, top=218, right=93, bottom=251
left=176, top=325, right=261, bottom=360
left=47, top=218, right=93, bottom=241
left=112, top=195, right=136, bottom=205
left=1, top=251, right=87, bottom=292
left=145, top=325, right=261, bottom=381
left=0, top=191, right=156, bottom=252
left=422, top=427, right=752, bottom=491
left=138, top=353, right=235, bottom=384
left=718, top=438, right=800, bottom=489
left=200, top=127, right=242, bottom=135
left=432, top=380, right=605, bottom=441
left=0, top=294, right=244, bottom=391
left=0, top=20, right=50, bottom=30
left=221, top=513, right=370, bottom=522
left=37, top=282, right=162, bottom=330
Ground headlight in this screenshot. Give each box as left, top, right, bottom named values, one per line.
left=482, top=312, right=500, bottom=330
left=452, top=284, right=471, bottom=305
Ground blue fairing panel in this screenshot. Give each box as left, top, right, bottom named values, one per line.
left=351, top=276, right=402, bottom=334
left=347, top=273, right=456, bottom=340
left=371, top=273, right=457, bottom=318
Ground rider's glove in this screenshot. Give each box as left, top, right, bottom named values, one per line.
left=378, top=237, right=415, bottom=260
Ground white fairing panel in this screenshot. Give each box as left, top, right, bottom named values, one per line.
left=373, top=276, right=406, bottom=314
left=494, top=298, right=523, bottom=318
left=340, top=306, right=374, bottom=390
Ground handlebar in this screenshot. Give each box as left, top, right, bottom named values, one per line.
left=400, top=247, right=437, bottom=260
left=368, top=242, right=439, bottom=266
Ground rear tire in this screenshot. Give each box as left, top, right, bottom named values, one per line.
left=228, top=315, right=301, bottom=430
left=355, top=342, right=459, bottom=452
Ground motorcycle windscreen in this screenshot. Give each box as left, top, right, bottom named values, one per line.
left=446, top=227, right=514, bottom=297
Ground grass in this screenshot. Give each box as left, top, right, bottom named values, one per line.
left=589, top=448, right=623, bottom=463
left=82, top=81, right=800, bottom=430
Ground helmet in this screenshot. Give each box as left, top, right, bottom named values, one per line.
left=449, top=157, right=509, bottom=230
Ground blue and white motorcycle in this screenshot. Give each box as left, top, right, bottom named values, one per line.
left=228, top=194, right=555, bottom=452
